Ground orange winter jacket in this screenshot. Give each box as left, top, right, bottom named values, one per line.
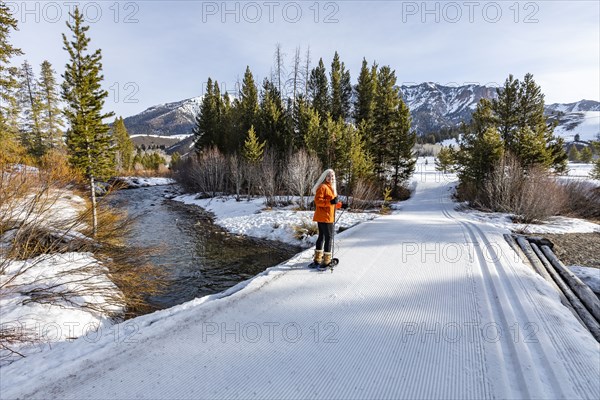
left=313, top=183, right=342, bottom=223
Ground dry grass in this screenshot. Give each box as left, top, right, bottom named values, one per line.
left=293, top=219, right=318, bottom=240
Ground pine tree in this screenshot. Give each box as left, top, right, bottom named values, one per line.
left=194, top=78, right=222, bottom=152
left=580, top=146, right=593, bottom=163
left=435, top=146, right=456, bottom=173
left=568, top=145, right=581, bottom=162
left=387, top=99, right=416, bottom=192
left=61, top=7, right=115, bottom=237
left=455, top=100, right=504, bottom=187
left=372, top=65, right=400, bottom=177
left=330, top=51, right=352, bottom=122
left=456, top=125, right=505, bottom=189
left=494, top=74, right=520, bottom=147
left=354, top=58, right=377, bottom=127
left=112, top=117, right=134, bottom=171
left=18, top=60, right=44, bottom=157
left=590, top=158, right=600, bottom=180
left=492, top=73, right=565, bottom=170
left=0, top=2, right=23, bottom=141
left=302, top=105, right=324, bottom=159
left=288, top=46, right=302, bottom=117
left=259, top=78, right=289, bottom=153
left=235, top=66, right=259, bottom=147
left=307, top=58, right=329, bottom=120
left=242, top=125, right=265, bottom=163
left=333, top=120, right=373, bottom=191
left=38, top=60, right=64, bottom=150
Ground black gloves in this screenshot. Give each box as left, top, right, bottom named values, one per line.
left=330, top=197, right=339, bottom=205
left=341, top=203, right=349, bottom=209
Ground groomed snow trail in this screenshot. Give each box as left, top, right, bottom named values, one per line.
left=2, top=171, right=599, bottom=399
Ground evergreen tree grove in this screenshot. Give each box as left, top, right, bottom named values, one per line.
left=456, top=73, right=568, bottom=199
left=61, top=7, right=115, bottom=237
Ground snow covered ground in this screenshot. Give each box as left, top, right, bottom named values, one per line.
left=2, top=157, right=598, bottom=399
left=553, top=111, right=600, bottom=142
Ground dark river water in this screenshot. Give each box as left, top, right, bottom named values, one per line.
left=109, top=185, right=301, bottom=309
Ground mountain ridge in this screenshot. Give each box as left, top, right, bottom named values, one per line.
left=121, top=83, right=599, bottom=142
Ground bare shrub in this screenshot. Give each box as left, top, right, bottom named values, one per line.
left=284, top=149, right=322, bottom=210
left=560, top=180, right=600, bottom=221
left=476, top=154, right=567, bottom=223
left=477, top=154, right=524, bottom=213
left=259, top=148, right=280, bottom=206
left=173, top=147, right=227, bottom=196
left=228, top=154, right=245, bottom=200
left=350, top=179, right=382, bottom=210
left=511, top=166, right=567, bottom=223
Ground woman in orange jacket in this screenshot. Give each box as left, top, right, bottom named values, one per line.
left=311, top=169, right=342, bottom=267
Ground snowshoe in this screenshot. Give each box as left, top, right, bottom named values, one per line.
left=318, top=258, right=339, bottom=271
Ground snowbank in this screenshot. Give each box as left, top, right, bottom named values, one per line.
left=173, top=195, right=377, bottom=247
left=0, top=253, right=123, bottom=363
left=0, top=188, right=123, bottom=364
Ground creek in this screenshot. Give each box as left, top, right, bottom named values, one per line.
left=109, top=185, right=301, bottom=309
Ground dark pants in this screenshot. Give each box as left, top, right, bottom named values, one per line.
left=316, top=222, right=334, bottom=253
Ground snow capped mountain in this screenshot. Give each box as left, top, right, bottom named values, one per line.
left=399, top=83, right=498, bottom=134
left=545, top=100, right=600, bottom=114
left=121, top=85, right=599, bottom=143
left=122, top=96, right=202, bottom=137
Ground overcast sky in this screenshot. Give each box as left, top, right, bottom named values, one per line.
left=7, top=0, right=600, bottom=118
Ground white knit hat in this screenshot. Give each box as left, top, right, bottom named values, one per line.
left=311, top=169, right=337, bottom=196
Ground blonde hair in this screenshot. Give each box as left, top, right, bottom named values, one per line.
left=311, top=169, right=337, bottom=196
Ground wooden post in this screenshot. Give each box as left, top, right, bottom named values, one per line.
left=540, top=245, right=600, bottom=323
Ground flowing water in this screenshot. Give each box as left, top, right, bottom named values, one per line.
left=109, top=185, right=301, bottom=309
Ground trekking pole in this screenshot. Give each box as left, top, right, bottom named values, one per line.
left=329, top=197, right=348, bottom=271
